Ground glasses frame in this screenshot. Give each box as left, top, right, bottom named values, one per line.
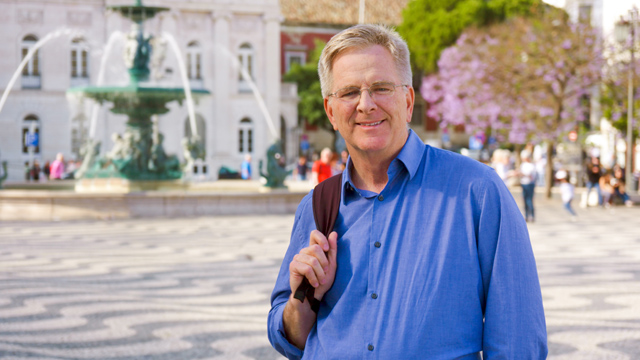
left=327, top=82, right=409, bottom=104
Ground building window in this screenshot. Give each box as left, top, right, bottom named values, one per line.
left=71, top=38, right=89, bottom=78
left=239, top=118, right=253, bottom=153
left=579, top=5, right=592, bottom=24
left=184, top=114, right=207, bottom=154
left=238, top=43, right=254, bottom=92
left=21, top=35, right=41, bottom=89
left=22, top=114, right=40, bottom=154
left=186, top=41, right=202, bottom=80
left=285, top=51, right=306, bottom=73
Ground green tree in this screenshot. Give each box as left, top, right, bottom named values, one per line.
left=283, top=39, right=338, bottom=150
left=398, top=0, right=543, bottom=74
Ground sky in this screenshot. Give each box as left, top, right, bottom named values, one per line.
left=543, top=0, right=640, bottom=37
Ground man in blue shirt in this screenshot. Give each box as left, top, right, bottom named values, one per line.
left=268, top=24, right=547, bottom=359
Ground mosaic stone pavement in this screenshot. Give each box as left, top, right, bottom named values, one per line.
left=0, top=195, right=639, bottom=359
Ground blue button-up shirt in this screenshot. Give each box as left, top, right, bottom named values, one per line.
left=268, top=130, right=547, bottom=359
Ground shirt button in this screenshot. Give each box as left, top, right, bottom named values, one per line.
left=374, top=241, right=381, bottom=248
left=371, top=293, right=378, bottom=299
left=368, top=344, right=374, bottom=351
left=378, top=195, right=384, bottom=201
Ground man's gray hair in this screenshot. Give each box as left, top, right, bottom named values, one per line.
left=318, top=24, right=412, bottom=98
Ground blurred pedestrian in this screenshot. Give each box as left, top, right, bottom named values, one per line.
left=49, top=153, right=65, bottom=180
left=241, top=154, right=252, bottom=180
left=519, top=149, right=537, bottom=222
left=43, top=160, right=50, bottom=179
left=599, top=171, right=614, bottom=208
left=612, top=166, right=633, bottom=207
left=311, top=148, right=332, bottom=185
left=30, top=160, right=41, bottom=181
left=556, top=170, right=577, bottom=220
left=296, top=156, right=308, bottom=181
left=584, top=156, right=602, bottom=207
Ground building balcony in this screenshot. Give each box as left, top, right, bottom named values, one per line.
left=21, top=75, right=41, bottom=89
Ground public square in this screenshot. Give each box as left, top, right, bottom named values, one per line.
left=0, top=193, right=640, bottom=359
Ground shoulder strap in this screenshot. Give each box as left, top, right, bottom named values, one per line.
left=312, top=173, right=343, bottom=236
left=293, top=173, right=343, bottom=312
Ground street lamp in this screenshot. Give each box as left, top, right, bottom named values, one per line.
left=615, top=8, right=638, bottom=194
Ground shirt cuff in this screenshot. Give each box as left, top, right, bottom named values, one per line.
left=271, top=302, right=304, bottom=359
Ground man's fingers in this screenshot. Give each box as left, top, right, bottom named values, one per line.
left=327, top=231, right=338, bottom=263
left=309, top=230, right=330, bottom=252
left=291, top=253, right=325, bottom=287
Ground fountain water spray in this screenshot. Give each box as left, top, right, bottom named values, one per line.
left=162, top=32, right=198, bottom=138
left=88, top=31, right=124, bottom=139
left=0, top=28, right=78, bottom=116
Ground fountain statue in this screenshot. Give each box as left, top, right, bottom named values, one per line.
left=68, top=0, right=209, bottom=183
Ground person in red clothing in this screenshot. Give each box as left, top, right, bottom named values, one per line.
left=311, top=147, right=333, bottom=185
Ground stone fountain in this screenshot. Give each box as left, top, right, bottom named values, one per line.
left=68, top=0, right=209, bottom=192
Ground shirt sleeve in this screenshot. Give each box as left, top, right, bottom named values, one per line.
left=267, top=193, right=313, bottom=360
left=475, top=176, right=548, bottom=359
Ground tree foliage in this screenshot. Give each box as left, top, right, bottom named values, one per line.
left=398, top=0, right=543, bottom=74
left=421, top=9, right=603, bottom=197
left=283, top=39, right=329, bottom=131
left=601, top=41, right=640, bottom=138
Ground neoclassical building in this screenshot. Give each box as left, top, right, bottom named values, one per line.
left=0, top=0, right=298, bottom=181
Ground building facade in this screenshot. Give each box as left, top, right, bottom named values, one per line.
left=0, top=0, right=297, bottom=181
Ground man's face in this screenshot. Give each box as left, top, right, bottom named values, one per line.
left=324, top=45, right=414, bottom=159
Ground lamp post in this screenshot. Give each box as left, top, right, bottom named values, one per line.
left=615, top=8, right=638, bottom=194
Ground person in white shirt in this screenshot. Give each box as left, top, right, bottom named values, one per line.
left=556, top=170, right=577, bottom=219
left=519, top=150, right=537, bottom=222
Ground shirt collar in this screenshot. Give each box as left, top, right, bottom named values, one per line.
left=341, top=129, right=425, bottom=199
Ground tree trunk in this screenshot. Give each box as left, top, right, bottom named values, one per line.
left=545, top=141, right=554, bottom=199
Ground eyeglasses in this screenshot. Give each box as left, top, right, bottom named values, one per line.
left=328, top=82, right=408, bottom=104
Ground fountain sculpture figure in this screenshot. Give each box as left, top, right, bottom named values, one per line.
left=68, top=0, right=209, bottom=182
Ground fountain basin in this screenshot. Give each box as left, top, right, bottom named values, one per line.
left=0, top=180, right=311, bottom=221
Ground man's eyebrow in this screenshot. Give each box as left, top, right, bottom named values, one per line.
left=338, top=81, right=394, bottom=89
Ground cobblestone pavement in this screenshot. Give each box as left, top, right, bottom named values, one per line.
left=0, top=196, right=639, bottom=359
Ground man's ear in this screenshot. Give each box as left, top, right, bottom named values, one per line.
left=324, top=97, right=339, bottom=131
left=405, top=86, right=415, bottom=123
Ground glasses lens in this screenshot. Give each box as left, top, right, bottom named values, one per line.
left=336, top=87, right=361, bottom=101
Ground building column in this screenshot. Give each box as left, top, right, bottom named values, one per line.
left=212, top=10, right=232, bottom=178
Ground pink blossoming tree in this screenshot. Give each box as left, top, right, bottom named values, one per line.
left=422, top=9, right=603, bottom=197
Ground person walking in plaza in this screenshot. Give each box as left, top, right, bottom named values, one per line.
left=556, top=170, right=577, bottom=220
left=241, top=154, right=252, bottom=180
left=310, top=148, right=332, bottom=185
left=268, top=24, right=547, bottom=359
left=49, top=153, right=65, bottom=180
left=584, top=156, right=603, bottom=207
left=296, top=156, right=309, bottom=181
left=518, top=149, right=537, bottom=222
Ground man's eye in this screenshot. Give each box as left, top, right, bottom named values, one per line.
left=339, top=89, right=360, bottom=98
left=373, top=86, right=392, bottom=94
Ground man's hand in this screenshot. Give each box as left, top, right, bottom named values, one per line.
left=283, top=230, right=338, bottom=349
left=289, top=230, right=338, bottom=300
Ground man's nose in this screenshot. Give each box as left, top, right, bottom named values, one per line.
left=357, top=89, right=377, bottom=113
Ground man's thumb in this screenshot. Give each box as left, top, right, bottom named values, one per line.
left=327, top=231, right=338, bottom=261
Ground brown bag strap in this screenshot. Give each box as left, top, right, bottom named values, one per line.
left=293, top=174, right=343, bottom=312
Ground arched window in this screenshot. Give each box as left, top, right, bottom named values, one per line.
left=21, top=35, right=40, bottom=89
left=71, top=38, right=89, bottom=80
left=22, top=114, right=40, bottom=154
left=238, top=43, right=254, bottom=92
left=238, top=118, right=253, bottom=153
left=186, top=41, right=202, bottom=80
left=184, top=114, right=206, bottom=155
